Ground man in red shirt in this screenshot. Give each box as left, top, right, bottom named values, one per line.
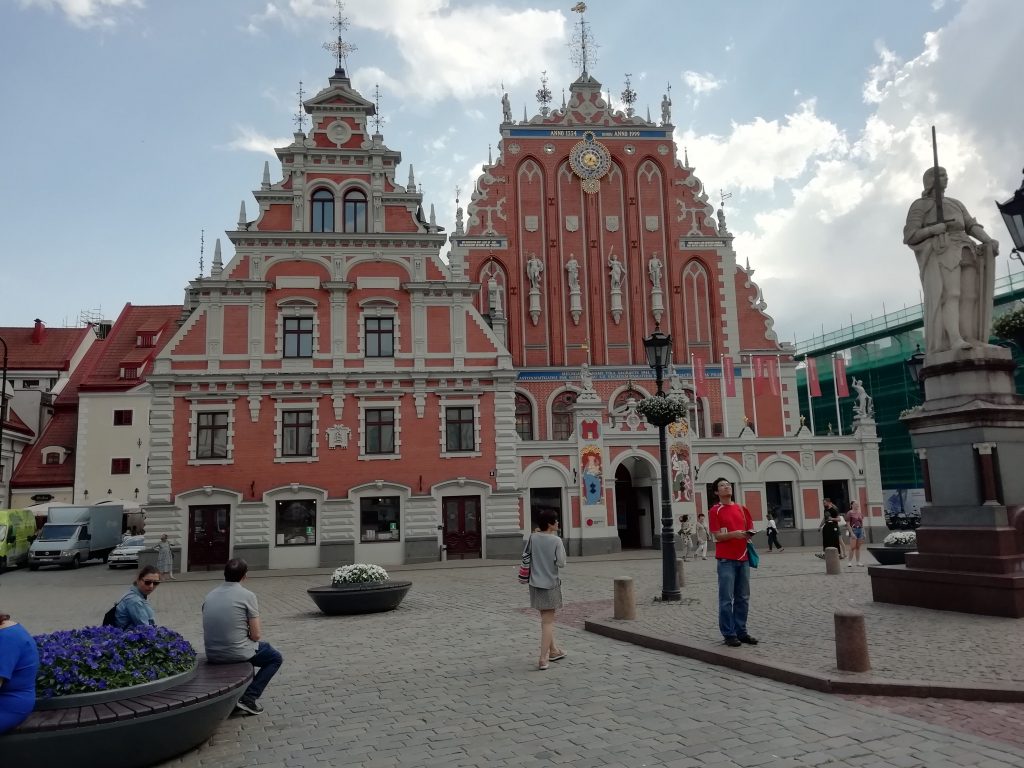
left=708, top=477, right=758, bottom=648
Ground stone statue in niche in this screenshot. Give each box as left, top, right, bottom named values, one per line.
left=661, top=92, right=672, bottom=125
left=903, top=165, right=999, bottom=354
left=501, top=92, right=512, bottom=123
left=526, top=253, right=544, bottom=290
left=608, top=253, right=625, bottom=291
left=852, top=378, right=874, bottom=420
left=648, top=253, right=663, bottom=289
left=487, top=275, right=503, bottom=316
left=565, top=254, right=580, bottom=292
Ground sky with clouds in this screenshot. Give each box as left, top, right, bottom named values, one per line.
left=2, top=0, right=1022, bottom=343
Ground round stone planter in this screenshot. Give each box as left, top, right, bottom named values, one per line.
left=867, top=544, right=915, bottom=566
left=35, top=662, right=197, bottom=710
left=307, top=580, right=412, bottom=615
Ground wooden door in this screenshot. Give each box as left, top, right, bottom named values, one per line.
left=442, top=496, right=481, bottom=559
left=188, top=504, right=230, bottom=571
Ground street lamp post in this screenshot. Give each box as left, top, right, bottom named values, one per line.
left=996, top=168, right=1024, bottom=268
left=643, top=326, right=681, bottom=602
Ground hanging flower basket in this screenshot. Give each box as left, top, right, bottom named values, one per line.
left=635, top=395, right=688, bottom=427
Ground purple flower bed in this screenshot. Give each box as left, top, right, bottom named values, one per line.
left=34, top=626, right=196, bottom=699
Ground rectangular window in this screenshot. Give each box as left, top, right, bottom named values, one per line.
left=136, top=333, right=155, bottom=348
left=197, top=411, right=229, bottom=459
left=360, top=496, right=400, bottom=542
left=45, top=452, right=61, bottom=465
left=445, top=407, right=475, bottom=452
left=113, top=409, right=133, bottom=426
left=282, top=410, right=313, bottom=456
left=120, top=367, right=139, bottom=380
left=111, top=458, right=131, bottom=474
left=275, top=499, right=316, bottom=546
left=22, top=379, right=39, bottom=389
left=283, top=316, right=314, bottom=358
left=365, top=409, right=395, bottom=454
left=365, top=317, right=395, bottom=358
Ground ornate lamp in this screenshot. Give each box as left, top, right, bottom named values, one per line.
left=642, top=325, right=680, bottom=601
left=996, top=169, right=1024, bottom=267
left=905, top=344, right=926, bottom=396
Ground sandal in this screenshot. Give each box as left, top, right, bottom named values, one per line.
left=549, top=652, right=567, bottom=662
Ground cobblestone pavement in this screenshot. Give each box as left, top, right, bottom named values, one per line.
left=2, top=551, right=1024, bottom=767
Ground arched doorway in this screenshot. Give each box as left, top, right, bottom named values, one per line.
left=614, top=456, right=657, bottom=549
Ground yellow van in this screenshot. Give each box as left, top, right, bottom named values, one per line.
left=0, top=509, right=36, bottom=571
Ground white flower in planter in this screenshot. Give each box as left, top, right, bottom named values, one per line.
left=635, top=395, right=688, bottom=427
left=331, top=563, right=390, bottom=585
left=883, top=530, right=917, bottom=547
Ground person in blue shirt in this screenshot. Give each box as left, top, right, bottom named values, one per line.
left=115, top=565, right=161, bottom=628
left=0, top=611, right=39, bottom=734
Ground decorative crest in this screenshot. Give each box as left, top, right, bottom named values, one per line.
left=536, top=71, right=552, bottom=117
left=568, top=2, right=597, bottom=76
left=371, top=84, right=385, bottom=134
left=294, top=81, right=306, bottom=133
left=323, top=0, right=357, bottom=72
left=620, top=73, right=637, bottom=118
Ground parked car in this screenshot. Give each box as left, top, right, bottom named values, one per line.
left=107, top=535, right=147, bottom=569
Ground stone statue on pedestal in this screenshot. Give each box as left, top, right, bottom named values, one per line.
left=565, top=255, right=580, bottom=292
left=851, top=377, right=874, bottom=420
left=501, top=92, right=512, bottom=123
left=904, top=166, right=1000, bottom=354
left=526, top=253, right=544, bottom=290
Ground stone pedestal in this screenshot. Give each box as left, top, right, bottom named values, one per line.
left=869, top=347, right=1024, bottom=618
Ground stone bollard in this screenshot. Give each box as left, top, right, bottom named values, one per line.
left=676, top=558, right=686, bottom=589
left=834, top=609, right=871, bottom=672
left=825, top=547, right=841, bottom=575
left=613, top=577, right=637, bottom=620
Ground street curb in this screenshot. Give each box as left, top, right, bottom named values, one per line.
left=584, top=618, right=1024, bottom=702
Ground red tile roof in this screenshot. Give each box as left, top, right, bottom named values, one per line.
left=10, top=411, right=77, bottom=488
left=0, top=325, right=93, bottom=371
left=75, top=305, right=180, bottom=395
left=2, top=409, right=34, bottom=438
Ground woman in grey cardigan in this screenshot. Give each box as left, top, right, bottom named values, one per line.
left=527, top=509, right=567, bottom=670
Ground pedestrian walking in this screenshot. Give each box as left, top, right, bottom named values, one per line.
left=709, top=478, right=758, bottom=648
left=156, top=534, right=175, bottom=580
left=526, top=509, right=567, bottom=670
left=765, top=513, right=784, bottom=552
left=694, top=513, right=710, bottom=560
left=677, top=514, right=695, bottom=560
left=203, top=558, right=284, bottom=716
left=816, top=509, right=842, bottom=560
left=114, top=566, right=161, bottom=628
left=846, top=500, right=866, bottom=566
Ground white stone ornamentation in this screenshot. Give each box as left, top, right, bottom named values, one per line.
left=325, top=425, right=351, bottom=449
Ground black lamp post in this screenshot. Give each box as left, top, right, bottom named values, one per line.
left=643, top=325, right=680, bottom=602
left=996, top=168, right=1024, bottom=268
left=0, top=335, right=8, bottom=504
left=905, top=344, right=925, bottom=397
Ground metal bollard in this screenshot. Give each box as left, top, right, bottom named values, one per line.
left=613, top=576, right=637, bottom=620
left=825, top=547, right=841, bottom=575
left=676, top=558, right=686, bottom=589
left=834, top=609, right=871, bottom=672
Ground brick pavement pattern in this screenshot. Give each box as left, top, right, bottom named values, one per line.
left=2, top=550, right=1023, bottom=768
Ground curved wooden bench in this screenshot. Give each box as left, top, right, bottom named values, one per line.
left=5, top=659, right=252, bottom=768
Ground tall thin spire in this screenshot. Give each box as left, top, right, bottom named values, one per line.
left=294, top=81, right=306, bottom=133
left=323, top=0, right=357, bottom=73
left=198, top=230, right=205, bottom=278
left=407, top=164, right=416, bottom=192
left=569, top=3, right=597, bottom=76
left=261, top=160, right=271, bottom=189
left=488, top=144, right=493, bottom=165
left=536, top=71, right=552, bottom=117
left=212, top=238, right=223, bottom=278
left=238, top=201, right=248, bottom=230
left=371, top=84, right=385, bottom=134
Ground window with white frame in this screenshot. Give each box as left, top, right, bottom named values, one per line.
left=514, top=393, right=534, bottom=441
left=196, top=412, right=229, bottom=459
left=364, top=408, right=395, bottom=455
left=365, top=316, right=394, bottom=358
left=551, top=390, right=578, bottom=440
left=281, top=410, right=314, bottom=457
left=445, top=406, right=475, bottom=452
left=275, top=499, right=317, bottom=545
left=283, top=316, right=314, bottom=358
left=360, top=496, right=400, bottom=542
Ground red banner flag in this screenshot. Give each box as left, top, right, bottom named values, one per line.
left=753, top=356, right=779, bottom=396
left=833, top=356, right=849, bottom=398
left=806, top=357, right=822, bottom=398
left=693, top=357, right=707, bottom=397
left=722, top=355, right=736, bottom=397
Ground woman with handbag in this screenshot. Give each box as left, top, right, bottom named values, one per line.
left=526, top=509, right=567, bottom=670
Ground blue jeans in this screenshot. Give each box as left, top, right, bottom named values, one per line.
left=717, top=559, right=750, bottom=639
left=245, top=641, right=283, bottom=701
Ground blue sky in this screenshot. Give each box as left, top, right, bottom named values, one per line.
left=2, top=0, right=1022, bottom=341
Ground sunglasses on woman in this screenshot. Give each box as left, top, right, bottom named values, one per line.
left=141, top=579, right=161, bottom=586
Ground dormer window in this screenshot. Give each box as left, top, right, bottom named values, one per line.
left=311, top=188, right=334, bottom=232
left=120, top=366, right=139, bottom=381
left=137, top=333, right=155, bottom=348
left=343, top=189, right=368, bottom=233
left=40, top=446, right=69, bottom=465
left=45, top=452, right=60, bottom=465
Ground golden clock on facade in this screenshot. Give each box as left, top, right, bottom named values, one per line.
left=568, top=132, right=611, bottom=194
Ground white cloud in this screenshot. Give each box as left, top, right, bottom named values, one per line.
left=679, top=0, right=1024, bottom=339
left=682, top=70, right=723, bottom=96
left=224, top=127, right=292, bottom=156
left=19, top=0, right=142, bottom=27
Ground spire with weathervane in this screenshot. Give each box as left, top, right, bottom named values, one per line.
left=323, top=0, right=357, bottom=77
left=569, top=2, right=596, bottom=78
left=536, top=71, right=552, bottom=117
left=620, top=73, right=637, bottom=118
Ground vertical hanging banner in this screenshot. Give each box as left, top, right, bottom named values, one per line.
left=753, top=356, right=779, bottom=396
left=833, top=355, right=850, bottom=397
left=806, top=357, right=822, bottom=397
left=693, top=356, right=707, bottom=397
left=722, top=355, right=736, bottom=397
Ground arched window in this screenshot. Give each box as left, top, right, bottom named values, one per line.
left=515, top=394, right=533, bottom=441
left=311, top=189, right=334, bottom=233
left=612, top=386, right=646, bottom=412
left=682, top=260, right=712, bottom=346
left=551, top=391, right=578, bottom=440
left=343, top=189, right=368, bottom=233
